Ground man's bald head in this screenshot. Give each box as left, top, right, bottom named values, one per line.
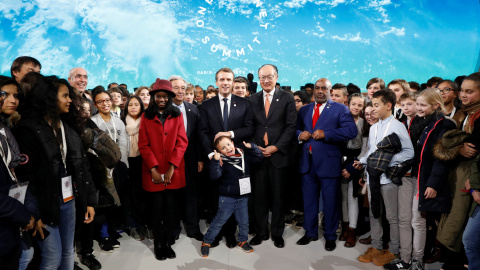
left=68, top=67, right=88, bottom=93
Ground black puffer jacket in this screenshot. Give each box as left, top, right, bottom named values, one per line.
left=416, top=113, right=457, bottom=213
left=13, top=118, right=96, bottom=226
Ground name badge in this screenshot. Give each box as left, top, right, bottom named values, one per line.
left=9, top=182, right=28, bottom=204
left=62, top=176, right=74, bottom=203
left=239, top=177, right=251, bottom=195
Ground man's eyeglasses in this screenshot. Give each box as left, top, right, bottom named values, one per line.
left=95, top=99, right=111, bottom=105
left=438, top=88, right=453, bottom=94
left=259, top=75, right=276, bottom=81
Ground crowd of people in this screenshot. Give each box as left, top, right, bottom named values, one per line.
left=0, top=55, right=479, bottom=270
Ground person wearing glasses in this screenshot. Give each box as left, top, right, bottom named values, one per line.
left=437, top=80, right=461, bottom=117
left=90, top=88, right=129, bottom=253
left=248, top=64, right=297, bottom=249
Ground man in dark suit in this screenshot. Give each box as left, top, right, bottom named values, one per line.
left=296, top=78, right=357, bottom=251
left=248, top=64, right=297, bottom=248
left=247, top=73, right=258, bottom=95
left=198, top=67, right=254, bottom=247
left=170, top=75, right=204, bottom=241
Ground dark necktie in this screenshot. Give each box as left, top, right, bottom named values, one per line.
left=223, top=98, right=229, bottom=131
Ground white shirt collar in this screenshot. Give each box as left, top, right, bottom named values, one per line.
left=379, top=115, right=394, bottom=124
left=219, top=93, right=232, bottom=101
left=263, top=89, right=275, bottom=97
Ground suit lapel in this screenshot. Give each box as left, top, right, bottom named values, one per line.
left=266, top=90, right=278, bottom=120
left=184, top=102, right=193, bottom=137
left=212, top=96, right=225, bottom=129
left=304, top=103, right=314, bottom=132
left=314, top=100, right=333, bottom=129
left=257, top=92, right=266, bottom=122
left=228, top=95, right=238, bottom=128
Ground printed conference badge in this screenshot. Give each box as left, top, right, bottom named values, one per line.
left=9, top=181, right=29, bottom=204
left=62, top=176, right=74, bottom=202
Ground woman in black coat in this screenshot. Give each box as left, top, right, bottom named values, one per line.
left=13, top=75, right=96, bottom=270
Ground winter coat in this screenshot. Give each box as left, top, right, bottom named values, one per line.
left=91, top=113, right=129, bottom=167
left=138, top=107, right=188, bottom=192
left=209, top=144, right=263, bottom=197
left=13, top=118, right=96, bottom=226
left=416, top=114, right=457, bottom=213
left=435, top=129, right=474, bottom=252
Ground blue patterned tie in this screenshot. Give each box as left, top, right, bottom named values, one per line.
left=223, top=98, right=229, bottom=131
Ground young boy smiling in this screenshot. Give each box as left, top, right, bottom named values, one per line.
left=354, top=89, right=414, bottom=267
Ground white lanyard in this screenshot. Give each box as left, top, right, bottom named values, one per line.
left=450, top=107, right=456, bottom=117
left=59, top=121, right=67, bottom=171
left=0, top=140, right=16, bottom=182
left=374, top=117, right=394, bottom=142
left=100, top=115, right=117, bottom=142
left=47, top=120, right=68, bottom=171
left=231, top=148, right=245, bottom=175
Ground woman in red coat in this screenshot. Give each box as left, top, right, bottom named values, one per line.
left=138, top=79, right=188, bottom=261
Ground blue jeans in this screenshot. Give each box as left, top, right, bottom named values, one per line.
left=38, top=199, right=76, bottom=270
left=204, top=196, right=249, bottom=244
left=18, top=242, right=33, bottom=270
left=463, top=206, right=480, bottom=270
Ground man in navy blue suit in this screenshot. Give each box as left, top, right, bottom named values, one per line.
left=296, top=78, right=357, bottom=251
left=198, top=67, right=254, bottom=247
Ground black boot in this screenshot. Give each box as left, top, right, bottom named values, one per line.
left=163, top=242, right=176, bottom=259
left=154, top=240, right=166, bottom=261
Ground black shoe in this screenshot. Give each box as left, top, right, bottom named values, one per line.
left=226, top=235, right=237, bottom=248
left=296, top=235, right=318, bottom=245
left=154, top=245, right=166, bottom=261
left=249, top=235, right=269, bottom=246
left=80, top=253, right=102, bottom=270
left=272, top=236, right=285, bottom=248
left=163, top=245, right=176, bottom=259
left=211, top=236, right=221, bottom=248
left=187, top=231, right=204, bottom=242
left=325, top=240, right=336, bottom=251
left=99, top=238, right=114, bottom=253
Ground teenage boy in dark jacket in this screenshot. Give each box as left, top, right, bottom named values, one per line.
left=200, top=136, right=262, bottom=257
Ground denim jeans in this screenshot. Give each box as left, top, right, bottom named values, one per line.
left=38, top=199, right=76, bottom=270
left=204, top=196, right=249, bottom=244
left=18, top=242, right=33, bottom=270
left=463, top=206, right=480, bottom=270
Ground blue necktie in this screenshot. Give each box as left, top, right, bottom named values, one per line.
left=223, top=98, right=229, bottom=131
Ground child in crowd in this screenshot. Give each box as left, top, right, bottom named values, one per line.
left=185, top=84, right=196, bottom=104
left=107, top=87, right=123, bottom=118
left=91, top=89, right=129, bottom=253
left=366, top=78, right=385, bottom=101
left=205, top=88, right=217, bottom=100
left=387, top=79, right=410, bottom=120
left=123, top=96, right=147, bottom=241
left=438, top=72, right=480, bottom=270
left=233, top=77, right=249, bottom=98
left=399, top=92, right=418, bottom=131
left=134, top=86, right=151, bottom=108
left=437, top=80, right=461, bottom=117
left=331, top=83, right=348, bottom=105
left=385, top=89, right=456, bottom=270
left=340, top=93, right=365, bottom=248
left=355, top=89, right=414, bottom=267
left=201, top=136, right=263, bottom=257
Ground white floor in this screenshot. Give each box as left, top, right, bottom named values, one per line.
left=75, top=221, right=443, bottom=270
